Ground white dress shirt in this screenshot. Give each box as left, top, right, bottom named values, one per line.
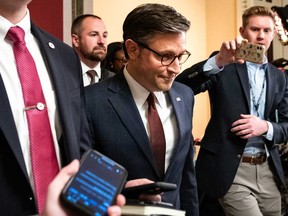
left=123, top=67, right=178, bottom=171
left=81, top=61, right=101, bottom=86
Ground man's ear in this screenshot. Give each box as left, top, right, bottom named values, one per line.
left=71, top=34, right=79, bottom=48
left=272, top=28, right=276, bottom=39
left=125, top=39, right=140, bottom=60
left=239, top=26, right=244, bottom=37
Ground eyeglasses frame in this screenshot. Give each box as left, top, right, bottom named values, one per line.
left=135, top=41, right=191, bottom=66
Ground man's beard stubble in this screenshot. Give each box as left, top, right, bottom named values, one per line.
left=81, top=46, right=107, bottom=62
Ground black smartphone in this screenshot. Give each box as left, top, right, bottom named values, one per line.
left=122, top=182, right=177, bottom=199
left=61, top=149, right=127, bottom=216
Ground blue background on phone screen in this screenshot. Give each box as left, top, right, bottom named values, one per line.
left=65, top=152, right=125, bottom=215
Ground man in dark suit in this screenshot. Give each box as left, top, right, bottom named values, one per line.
left=85, top=3, right=198, bottom=216
left=71, top=14, right=114, bottom=86
left=0, top=1, right=124, bottom=215
left=176, top=6, right=288, bottom=216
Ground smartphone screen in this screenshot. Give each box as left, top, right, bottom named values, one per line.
left=62, top=150, right=127, bottom=216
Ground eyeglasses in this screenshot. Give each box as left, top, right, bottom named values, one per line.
left=136, top=41, right=191, bottom=66
left=114, top=58, right=128, bottom=63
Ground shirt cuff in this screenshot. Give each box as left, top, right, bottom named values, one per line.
left=203, top=56, right=223, bottom=76
left=264, top=121, right=273, bottom=141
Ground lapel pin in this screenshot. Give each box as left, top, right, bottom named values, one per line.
left=48, top=42, right=55, bottom=49
left=176, top=97, right=181, bottom=102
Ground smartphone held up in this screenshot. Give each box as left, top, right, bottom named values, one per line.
left=235, top=42, right=265, bottom=64
left=61, top=150, right=127, bottom=216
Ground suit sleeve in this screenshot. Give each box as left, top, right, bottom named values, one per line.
left=179, top=91, right=199, bottom=216
left=176, top=51, right=219, bottom=95
left=180, top=137, right=199, bottom=216
left=268, top=70, right=288, bottom=145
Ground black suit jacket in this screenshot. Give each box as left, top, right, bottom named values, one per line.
left=100, top=68, right=114, bottom=81
left=84, top=71, right=199, bottom=216
left=0, top=23, right=91, bottom=215
left=176, top=58, right=288, bottom=198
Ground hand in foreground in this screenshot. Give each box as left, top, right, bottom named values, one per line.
left=125, top=178, right=162, bottom=202
left=231, top=114, right=268, bottom=139
left=215, top=36, right=247, bottom=67
left=41, top=159, right=126, bottom=216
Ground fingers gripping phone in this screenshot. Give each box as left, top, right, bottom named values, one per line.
left=62, top=150, right=127, bottom=216
left=235, top=42, right=265, bottom=64
left=122, top=182, right=177, bottom=199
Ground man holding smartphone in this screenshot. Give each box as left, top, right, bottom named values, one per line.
left=85, top=3, right=198, bottom=216
left=176, top=5, right=288, bottom=216
left=42, top=159, right=126, bottom=216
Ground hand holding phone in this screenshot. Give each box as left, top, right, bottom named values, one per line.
left=61, top=150, right=127, bottom=216
left=122, top=182, right=177, bottom=199
left=235, top=42, right=265, bottom=64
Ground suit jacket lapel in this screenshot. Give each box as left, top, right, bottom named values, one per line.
left=31, top=23, right=70, bottom=118
left=0, top=74, right=28, bottom=180
left=31, top=23, right=78, bottom=162
left=237, top=62, right=275, bottom=118
left=107, top=72, right=158, bottom=174
left=164, top=87, right=189, bottom=177
left=236, top=63, right=251, bottom=110
left=169, top=88, right=187, bottom=141
left=264, top=64, right=275, bottom=118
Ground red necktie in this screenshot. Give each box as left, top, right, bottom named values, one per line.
left=6, top=26, right=59, bottom=214
left=147, top=93, right=166, bottom=178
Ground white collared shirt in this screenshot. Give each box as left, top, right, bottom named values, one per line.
left=0, top=10, right=61, bottom=188
left=123, top=67, right=178, bottom=171
left=81, top=62, right=101, bottom=86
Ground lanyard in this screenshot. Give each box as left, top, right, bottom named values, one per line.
left=249, top=73, right=266, bottom=117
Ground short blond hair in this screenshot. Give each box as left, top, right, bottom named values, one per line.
left=242, top=6, right=275, bottom=28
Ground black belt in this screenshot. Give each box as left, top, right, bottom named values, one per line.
left=242, top=154, right=266, bottom=165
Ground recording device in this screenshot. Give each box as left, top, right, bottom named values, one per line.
left=235, top=42, right=265, bottom=64
left=122, top=182, right=177, bottom=199
left=61, top=150, right=127, bottom=216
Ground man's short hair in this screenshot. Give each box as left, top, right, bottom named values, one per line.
left=122, top=3, right=190, bottom=56
left=242, top=6, right=275, bottom=28
left=71, top=14, right=102, bottom=35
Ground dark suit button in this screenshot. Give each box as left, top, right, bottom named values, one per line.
left=237, top=154, right=242, bottom=159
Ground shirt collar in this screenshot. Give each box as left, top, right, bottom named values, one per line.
left=0, top=9, right=31, bottom=43
left=123, top=66, right=165, bottom=110
left=246, top=55, right=268, bottom=69
left=81, top=61, right=101, bottom=79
